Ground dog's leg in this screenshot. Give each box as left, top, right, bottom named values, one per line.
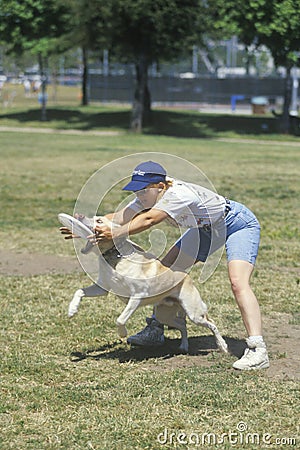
left=68, top=284, right=107, bottom=318
left=179, top=281, right=228, bottom=353
left=116, top=297, right=141, bottom=338
left=187, top=311, right=228, bottom=353
left=177, top=325, right=188, bottom=353
left=155, top=303, right=188, bottom=353
left=196, top=315, right=228, bottom=353
left=68, top=289, right=85, bottom=318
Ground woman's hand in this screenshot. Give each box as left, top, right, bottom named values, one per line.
left=92, top=224, right=113, bottom=243
left=59, top=227, right=80, bottom=239
left=59, top=213, right=89, bottom=240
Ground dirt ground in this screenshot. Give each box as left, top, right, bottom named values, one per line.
left=1, top=249, right=299, bottom=380
left=0, top=249, right=81, bottom=276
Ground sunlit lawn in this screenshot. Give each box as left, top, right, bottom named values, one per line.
left=0, top=98, right=299, bottom=449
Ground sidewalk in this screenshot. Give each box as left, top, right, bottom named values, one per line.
left=153, top=102, right=253, bottom=115
left=0, top=126, right=122, bottom=136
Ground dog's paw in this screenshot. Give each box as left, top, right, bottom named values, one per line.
left=216, top=336, right=228, bottom=353
left=68, top=303, right=78, bottom=318
left=117, top=324, right=127, bottom=338
left=68, top=290, right=84, bottom=318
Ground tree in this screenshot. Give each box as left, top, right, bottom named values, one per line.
left=108, top=0, right=208, bottom=132
left=61, top=1, right=112, bottom=106
left=210, top=0, right=300, bottom=133
left=0, top=0, right=70, bottom=120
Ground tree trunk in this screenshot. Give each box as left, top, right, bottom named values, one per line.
left=81, top=46, right=89, bottom=106
left=131, top=54, right=151, bottom=132
left=51, top=67, right=58, bottom=103
left=38, top=54, right=47, bottom=122
left=280, top=66, right=292, bottom=134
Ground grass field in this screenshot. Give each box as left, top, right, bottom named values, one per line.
left=0, top=91, right=299, bottom=449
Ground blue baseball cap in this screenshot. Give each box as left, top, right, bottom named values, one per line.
left=122, top=161, right=167, bottom=191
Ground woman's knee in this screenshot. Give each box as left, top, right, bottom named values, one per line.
left=229, top=275, right=249, bottom=296
left=228, top=260, right=254, bottom=296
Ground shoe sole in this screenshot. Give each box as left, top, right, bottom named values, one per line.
left=233, top=360, right=270, bottom=370
left=127, top=339, right=165, bottom=347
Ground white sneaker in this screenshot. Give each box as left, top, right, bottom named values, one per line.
left=233, top=339, right=270, bottom=370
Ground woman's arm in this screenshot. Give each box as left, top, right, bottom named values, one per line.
left=105, top=205, right=138, bottom=226
left=94, top=208, right=169, bottom=241
left=59, top=205, right=139, bottom=240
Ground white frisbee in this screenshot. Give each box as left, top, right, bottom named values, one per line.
left=58, top=213, right=93, bottom=240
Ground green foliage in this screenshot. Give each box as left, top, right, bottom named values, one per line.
left=214, top=0, right=300, bottom=67
left=59, top=0, right=112, bottom=52
left=205, top=0, right=238, bottom=39
left=208, top=0, right=300, bottom=133
left=0, top=0, right=70, bottom=56
left=109, top=0, right=206, bottom=63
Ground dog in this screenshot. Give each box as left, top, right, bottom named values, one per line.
left=67, top=216, right=228, bottom=354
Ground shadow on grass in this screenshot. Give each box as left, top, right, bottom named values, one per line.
left=0, top=107, right=131, bottom=131
left=70, top=336, right=247, bottom=364
left=0, top=107, right=283, bottom=138
left=144, top=110, right=280, bottom=138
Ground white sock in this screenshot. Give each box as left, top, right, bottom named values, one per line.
left=247, top=335, right=266, bottom=348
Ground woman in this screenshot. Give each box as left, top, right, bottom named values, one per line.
left=91, top=160, right=269, bottom=370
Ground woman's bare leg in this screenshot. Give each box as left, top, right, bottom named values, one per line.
left=228, top=260, right=262, bottom=336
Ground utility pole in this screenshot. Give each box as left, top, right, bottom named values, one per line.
left=192, top=46, right=198, bottom=74
left=103, top=49, right=109, bottom=76
left=290, top=66, right=299, bottom=116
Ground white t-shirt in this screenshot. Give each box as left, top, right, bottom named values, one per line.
left=128, top=179, right=227, bottom=229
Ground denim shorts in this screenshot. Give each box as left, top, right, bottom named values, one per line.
left=175, top=200, right=260, bottom=265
